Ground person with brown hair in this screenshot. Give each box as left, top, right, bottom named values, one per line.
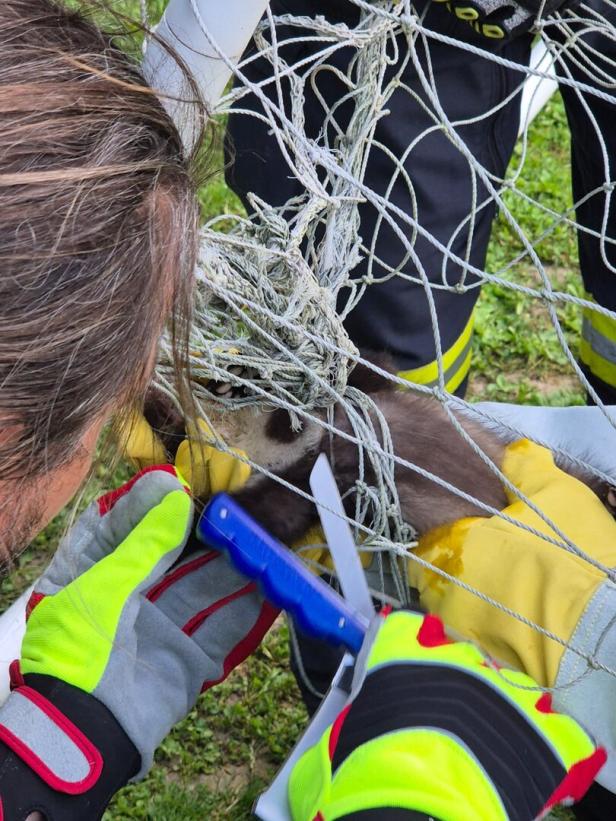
left=0, top=0, right=197, bottom=558
left=0, top=2, right=278, bottom=818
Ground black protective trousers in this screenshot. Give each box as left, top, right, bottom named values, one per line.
left=225, top=3, right=616, bottom=817
left=226, top=0, right=616, bottom=401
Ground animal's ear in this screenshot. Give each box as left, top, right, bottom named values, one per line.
left=265, top=407, right=299, bottom=443
left=347, top=351, right=396, bottom=394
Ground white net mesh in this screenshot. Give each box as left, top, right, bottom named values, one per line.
left=150, top=1, right=616, bottom=690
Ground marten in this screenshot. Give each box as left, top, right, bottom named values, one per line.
left=144, top=352, right=614, bottom=545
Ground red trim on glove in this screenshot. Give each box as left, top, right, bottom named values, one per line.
left=328, top=704, right=351, bottom=761
left=146, top=551, right=219, bottom=603
left=26, top=592, right=46, bottom=621
left=313, top=813, right=325, bottom=821
left=543, top=748, right=608, bottom=812
left=182, top=580, right=259, bottom=636
left=200, top=601, right=279, bottom=693
left=97, top=465, right=185, bottom=515
left=417, top=614, right=452, bottom=648
left=0, top=687, right=103, bottom=795
left=8, top=661, right=24, bottom=691
left=535, top=693, right=554, bottom=714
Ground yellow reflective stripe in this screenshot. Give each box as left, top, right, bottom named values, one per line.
left=398, top=314, right=473, bottom=389
left=582, top=318, right=616, bottom=363
left=579, top=338, right=616, bottom=388
left=581, top=298, right=616, bottom=387
left=583, top=300, right=616, bottom=343
left=327, top=729, right=507, bottom=821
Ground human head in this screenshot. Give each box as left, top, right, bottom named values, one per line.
left=0, top=0, right=201, bottom=559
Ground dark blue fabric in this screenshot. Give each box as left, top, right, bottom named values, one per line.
left=553, top=13, right=616, bottom=314
left=225, top=0, right=530, bottom=374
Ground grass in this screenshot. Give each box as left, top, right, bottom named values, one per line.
left=1, top=10, right=589, bottom=815
left=105, top=620, right=306, bottom=820
left=471, top=93, right=584, bottom=408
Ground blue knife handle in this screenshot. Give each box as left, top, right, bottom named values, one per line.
left=196, top=493, right=368, bottom=654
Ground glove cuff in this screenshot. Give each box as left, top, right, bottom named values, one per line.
left=0, top=669, right=140, bottom=820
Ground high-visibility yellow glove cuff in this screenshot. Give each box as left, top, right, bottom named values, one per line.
left=288, top=611, right=604, bottom=821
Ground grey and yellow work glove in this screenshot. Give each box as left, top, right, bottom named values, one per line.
left=0, top=466, right=277, bottom=820
left=435, top=0, right=578, bottom=40
left=289, top=609, right=605, bottom=821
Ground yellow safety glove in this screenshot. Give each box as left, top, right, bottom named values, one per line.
left=175, top=419, right=251, bottom=496
left=407, top=438, right=616, bottom=791
left=119, top=409, right=166, bottom=469
left=120, top=411, right=251, bottom=497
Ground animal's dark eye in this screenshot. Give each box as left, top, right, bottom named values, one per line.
left=265, top=408, right=298, bottom=443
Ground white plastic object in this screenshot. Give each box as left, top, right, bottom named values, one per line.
left=142, top=0, right=270, bottom=151
left=518, top=38, right=559, bottom=138
left=257, top=457, right=370, bottom=821
left=255, top=651, right=354, bottom=821
left=0, top=587, right=31, bottom=705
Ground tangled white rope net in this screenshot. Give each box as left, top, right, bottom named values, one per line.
left=150, top=1, right=616, bottom=689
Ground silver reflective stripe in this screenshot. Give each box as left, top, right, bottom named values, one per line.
left=0, top=690, right=91, bottom=784
left=582, top=315, right=616, bottom=365
left=442, top=333, right=473, bottom=387
left=554, top=578, right=616, bottom=792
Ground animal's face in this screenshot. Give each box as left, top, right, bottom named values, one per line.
left=201, top=403, right=323, bottom=474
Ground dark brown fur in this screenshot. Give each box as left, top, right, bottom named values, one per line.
left=147, top=353, right=612, bottom=545
left=232, top=354, right=510, bottom=543
left=143, top=387, right=186, bottom=458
